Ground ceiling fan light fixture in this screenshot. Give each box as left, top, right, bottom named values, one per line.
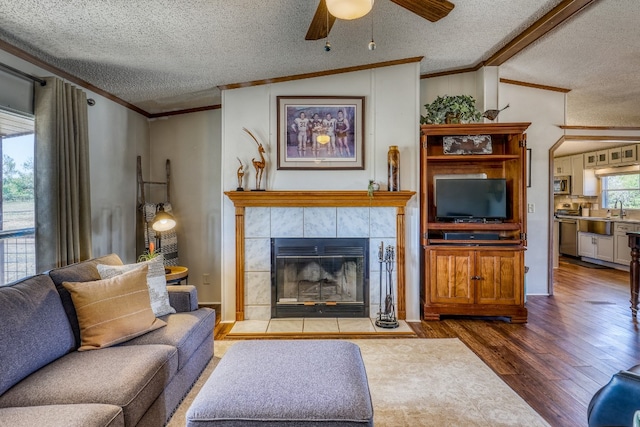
left=326, top=0, right=374, bottom=20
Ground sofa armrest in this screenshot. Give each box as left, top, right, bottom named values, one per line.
left=588, top=365, right=640, bottom=427
left=167, top=285, right=198, bottom=312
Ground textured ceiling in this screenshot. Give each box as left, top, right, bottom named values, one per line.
left=500, top=0, right=640, bottom=126
left=0, top=0, right=637, bottom=126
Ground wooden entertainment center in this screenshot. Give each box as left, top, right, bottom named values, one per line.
left=420, top=123, right=530, bottom=323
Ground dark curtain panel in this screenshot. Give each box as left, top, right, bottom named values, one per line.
left=34, top=77, right=92, bottom=271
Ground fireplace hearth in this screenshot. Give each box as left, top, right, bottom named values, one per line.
left=272, top=238, right=369, bottom=318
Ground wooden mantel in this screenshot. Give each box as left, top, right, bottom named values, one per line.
left=224, top=190, right=416, bottom=321
left=225, top=190, right=415, bottom=207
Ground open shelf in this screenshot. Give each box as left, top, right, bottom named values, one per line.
left=426, top=155, right=520, bottom=162
left=427, top=222, right=521, bottom=231
left=427, top=239, right=524, bottom=246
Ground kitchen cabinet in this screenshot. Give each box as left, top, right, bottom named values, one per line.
left=596, top=150, right=609, bottom=166
left=621, top=145, right=638, bottom=164
left=578, top=232, right=596, bottom=258
left=609, top=145, right=638, bottom=165
left=609, top=147, right=623, bottom=164
left=584, top=152, right=598, bottom=168
left=570, top=154, right=597, bottom=196
left=578, top=232, right=614, bottom=262
left=614, top=222, right=640, bottom=265
left=420, top=122, right=528, bottom=323
left=554, top=156, right=572, bottom=176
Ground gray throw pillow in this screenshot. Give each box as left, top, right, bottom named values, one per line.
left=97, top=256, right=176, bottom=317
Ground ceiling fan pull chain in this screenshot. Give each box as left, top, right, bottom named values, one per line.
left=368, top=5, right=376, bottom=51
left=325, top=3, right=332, bottom=52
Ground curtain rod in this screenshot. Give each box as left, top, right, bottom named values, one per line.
left=0, top=62, right=46, bottom=86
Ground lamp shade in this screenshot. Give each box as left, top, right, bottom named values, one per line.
left=152, top=204, right=176, bottom=232
left=326, top=0, right=374, bottom=20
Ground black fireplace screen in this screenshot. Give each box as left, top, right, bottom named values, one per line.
left=271, top=238, right=369, bottom=318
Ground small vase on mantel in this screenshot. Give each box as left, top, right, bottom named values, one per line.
left=387, top=145, right=400, bottom=191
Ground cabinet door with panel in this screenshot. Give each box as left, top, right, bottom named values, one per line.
left=596, top=150, right=609, bottom=166
left=614, top=223, right=638, bottom=265
left=615, top=234, right=631, bottom=265
left=476, top=250, right=522, bottom=305
left=584, top=152, right=598, bottom=168
left=570, top=154, right=584, bottom=196
left=608, top=147, right=622, bottom=164
left=596, top=235, right=614, bottom=262
left=578, top=232, right=596, bottom=258
left=578, top=232, right=614, bottom=262
left=428, top=248, right=474, bottom=304
left=621, top=145, right=638, bottom=164
left=554, top=156, right=571, bottom=176
left=571, top=154, right=597, bottom=196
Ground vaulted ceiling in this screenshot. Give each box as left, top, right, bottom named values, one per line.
left=0, top=0, right=638, bottom=126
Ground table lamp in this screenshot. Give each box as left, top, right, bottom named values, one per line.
left=151, top=203, right=176, bottom=254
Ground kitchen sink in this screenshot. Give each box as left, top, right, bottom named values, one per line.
left=578, top=219, right=613, bottom=235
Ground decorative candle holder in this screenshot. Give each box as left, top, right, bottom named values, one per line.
left=387, top=145, right=400, bottom=191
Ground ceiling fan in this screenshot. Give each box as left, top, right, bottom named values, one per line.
left=305, top=0, right=455, bottom=41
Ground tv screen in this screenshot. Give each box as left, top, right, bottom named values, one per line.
left=436, top=178, right=507, bottom=220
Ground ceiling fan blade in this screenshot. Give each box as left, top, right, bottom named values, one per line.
left=390, top=0, right=455, bottom=22
left=305, top=0, right=337, bottom=41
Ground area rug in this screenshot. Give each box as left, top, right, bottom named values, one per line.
left=168, top=338, right=550, bottom=427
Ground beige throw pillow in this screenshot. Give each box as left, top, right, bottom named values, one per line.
left=62, top=265, right=166, bottom=351
left=97, top=256, right=175, bottom=317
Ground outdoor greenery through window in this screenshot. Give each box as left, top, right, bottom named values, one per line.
left=601, top=173, right=640, bottom=209
left=0, top=109, right=35, bottom=285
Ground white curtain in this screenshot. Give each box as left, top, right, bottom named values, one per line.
left=34, top=77, right=92, bottom=271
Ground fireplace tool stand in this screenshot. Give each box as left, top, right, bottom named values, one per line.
left=375, top=242, right=399, bottom=328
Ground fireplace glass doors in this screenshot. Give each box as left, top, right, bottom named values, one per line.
left=271, top=238, right=369, bottom=318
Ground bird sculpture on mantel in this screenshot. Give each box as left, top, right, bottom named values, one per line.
left=482, top=104, right=510, bottom=121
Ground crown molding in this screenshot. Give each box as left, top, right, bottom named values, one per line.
left=218, top=57, right=424, bottom=91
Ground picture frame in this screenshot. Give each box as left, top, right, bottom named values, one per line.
left=277, top=96, right=365, bottom=170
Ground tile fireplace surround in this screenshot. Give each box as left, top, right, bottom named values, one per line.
left=225, top=191, right=416, bottom=321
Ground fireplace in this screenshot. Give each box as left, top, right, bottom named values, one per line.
left=272, top=238, right=369, bottom=318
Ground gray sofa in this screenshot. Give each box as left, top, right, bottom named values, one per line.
left=0, top=254, right=215, bottom=427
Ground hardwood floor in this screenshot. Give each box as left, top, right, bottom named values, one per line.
left=411, top=258, right=640, bottom=427
left=211, top=259, right=639, bottom=426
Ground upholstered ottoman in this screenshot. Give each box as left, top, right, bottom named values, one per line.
left=186, top=340, right=373, bottom=426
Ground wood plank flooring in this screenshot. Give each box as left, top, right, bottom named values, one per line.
left=411, top=258, right=640, bottom=427
left=212, top=258, right=640, bottom=427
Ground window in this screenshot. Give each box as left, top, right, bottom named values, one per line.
left=0, top=109, right=35, bottom=285
left=601, top=173, right=640, bottom=209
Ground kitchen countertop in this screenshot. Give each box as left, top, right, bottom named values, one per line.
left=555, top=214, right=640, bottom=224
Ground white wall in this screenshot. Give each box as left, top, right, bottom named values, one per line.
left=148, top=110, right=222, bottom=303
left=419, top=72, right=481, bottom=118
left=0, top=49, right=149, bottom=265
left=88, top=95, right=148, bottom=263
left=221, top=63, right=421, bottom=322
left=498, top=81, right=565, bottom=295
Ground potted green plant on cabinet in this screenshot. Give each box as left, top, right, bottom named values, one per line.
left=421, top=95, right=482, bottom=124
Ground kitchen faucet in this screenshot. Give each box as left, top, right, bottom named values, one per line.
left=615, top=200, right=626, bottom=218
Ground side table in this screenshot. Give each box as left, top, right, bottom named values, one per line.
left=627, top=231, right=640, bottom=317
left=165, top=266, right=189, bottom=285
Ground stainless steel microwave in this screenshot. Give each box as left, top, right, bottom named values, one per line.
left=553, top=176, right=571, bottom=195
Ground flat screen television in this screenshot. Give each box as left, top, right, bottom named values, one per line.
left=436, top=178, right=507, bottom=221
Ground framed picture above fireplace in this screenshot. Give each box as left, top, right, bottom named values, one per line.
left=276, top=96, right=365, bottom=170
